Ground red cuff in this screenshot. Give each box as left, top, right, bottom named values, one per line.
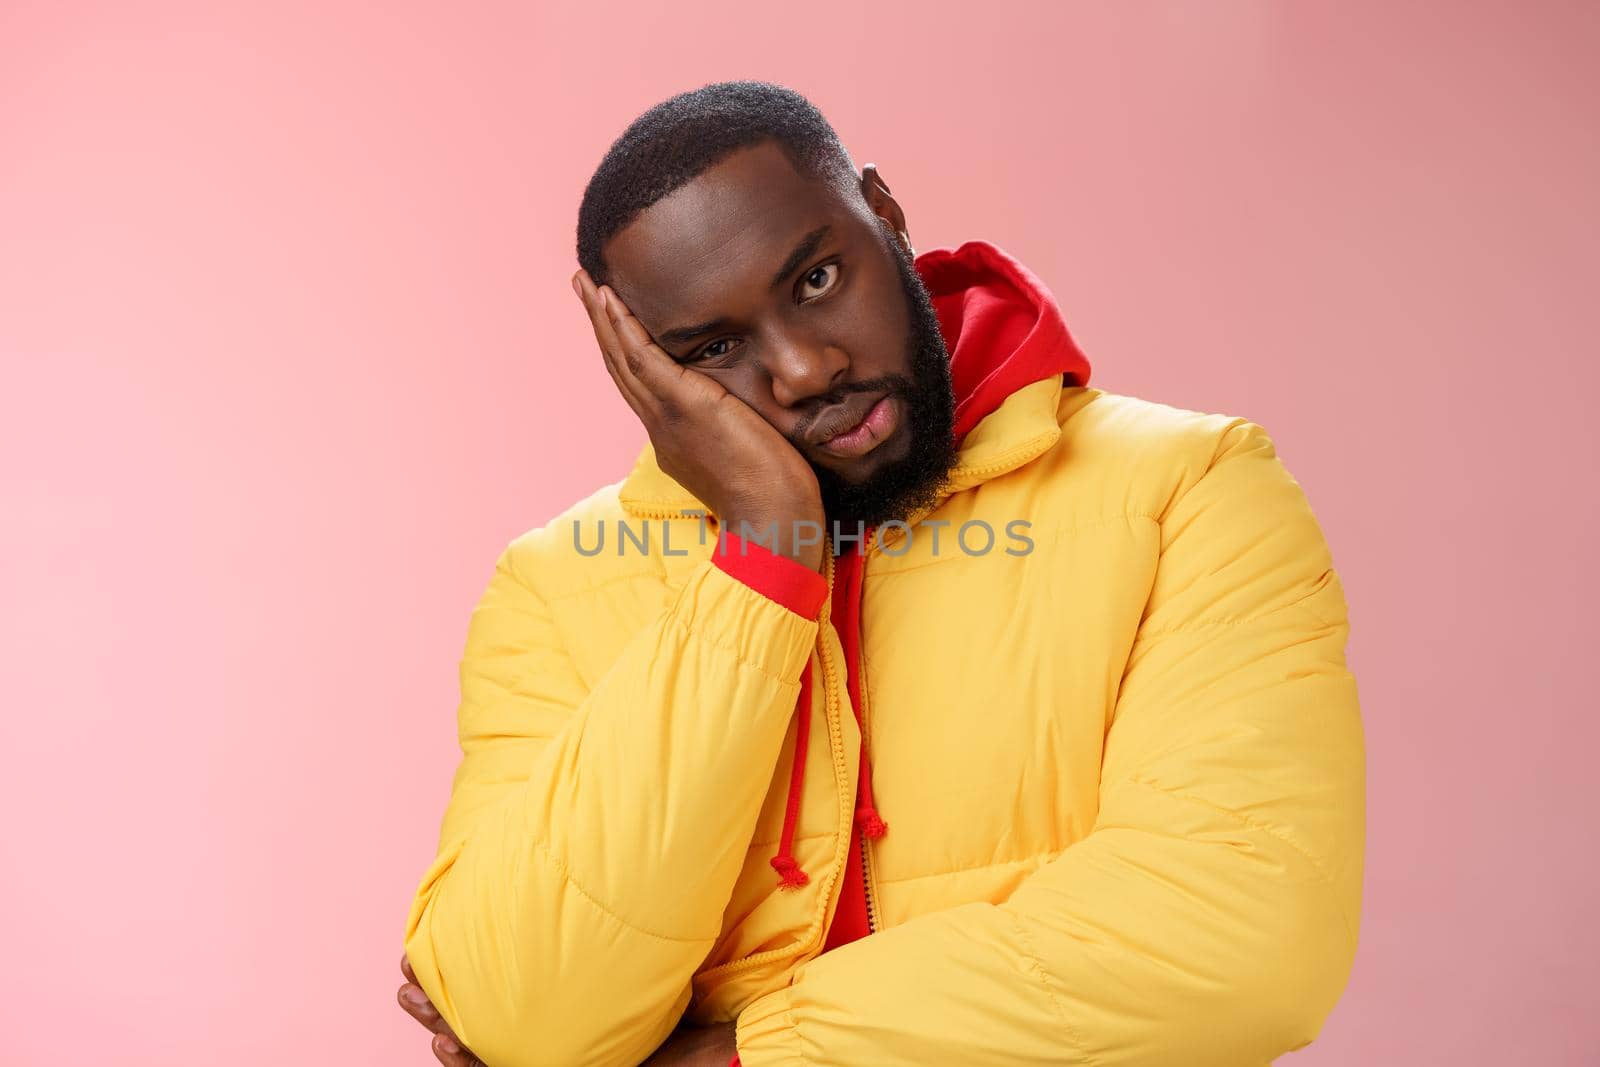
left=712, top=529, right=828, bottom=619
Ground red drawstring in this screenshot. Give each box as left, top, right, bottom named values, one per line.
left=770, top=662, right=812, bottom=889
left=769, top=534, right=888, bottom=889
left=854, top=742, right=888, bottom=840
left=843, top=530, right=887, bottom=842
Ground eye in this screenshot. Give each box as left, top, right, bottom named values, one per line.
left=797, top=262, right=841, bottom=302
left=689, top=337, right=740, bottom=363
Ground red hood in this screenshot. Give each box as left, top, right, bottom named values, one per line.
left=914, top=240, right=1092, bottom=440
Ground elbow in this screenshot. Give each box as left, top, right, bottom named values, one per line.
left=1295, top=906, right=1361, bottom=1047
left=401, top=884, right=702, bottom=1067
left=1234, top=880, right=1361, bottom=1057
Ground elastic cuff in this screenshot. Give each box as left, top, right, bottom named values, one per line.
left=713, top=530, right=828, bottom=619
left=672, top=562, right=818, bottom=683
left=735, top=985, right=804, bottom=1066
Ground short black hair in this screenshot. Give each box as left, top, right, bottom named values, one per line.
left=576, top=81, right=857, bottom=287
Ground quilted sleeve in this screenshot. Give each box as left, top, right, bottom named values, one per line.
left=404, top=533, right=821, bottom=1067
left=735, top=420, right=1366, bottom=1066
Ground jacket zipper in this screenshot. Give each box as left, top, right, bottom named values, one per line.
left=860, top=836, right=879, bottom=933
left=635, top=509, right=884, bottom=937
left=858, top=525, right=880, bottom=935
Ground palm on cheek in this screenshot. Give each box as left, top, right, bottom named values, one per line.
left=573, top=270, right=824, bottom=568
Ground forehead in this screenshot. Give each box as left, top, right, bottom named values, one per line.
left=604, top=141, right=861, bottom=328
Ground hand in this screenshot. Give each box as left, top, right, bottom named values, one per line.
left=573, top=270, right=826, bottom=572
left=399, top=951, right=735, bottom=1067
left=397, top=954, right=486, bottom=1066
left=641, top=1020, right=740, bottom=1066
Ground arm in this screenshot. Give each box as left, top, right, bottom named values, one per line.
left=403, top=531, right=824, bottom=1067
left=735, top=421, right=1366, bottom=1066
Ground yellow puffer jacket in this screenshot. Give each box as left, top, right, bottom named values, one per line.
left=403, top=379, right=1365, bottom=1067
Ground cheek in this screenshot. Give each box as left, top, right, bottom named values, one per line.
left=835, top=255, right=913, bottom=366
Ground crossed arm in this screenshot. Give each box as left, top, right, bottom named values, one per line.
left=398, top=953, right=737, bottom=1066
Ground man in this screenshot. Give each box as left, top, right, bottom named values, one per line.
left=397, top=81, right=1365, bottom=1067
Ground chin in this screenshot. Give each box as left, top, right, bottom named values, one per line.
left=846, top=427, right=917, bottom=480
left=821, top=456, right=882, bottom=486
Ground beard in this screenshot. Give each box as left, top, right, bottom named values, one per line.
left=805, top=234, right=958, bottom=530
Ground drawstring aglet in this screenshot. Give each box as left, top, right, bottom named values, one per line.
left=770, top=854, right=809, bottom=888
left=855, top=806, right=888, bottom=840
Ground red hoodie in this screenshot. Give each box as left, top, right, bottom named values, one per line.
left=714, top=240, right=1091, bottom=1057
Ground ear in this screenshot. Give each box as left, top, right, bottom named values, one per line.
left=860, top=163, right=914, bottom=257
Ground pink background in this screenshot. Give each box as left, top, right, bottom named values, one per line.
left=2, top=2, right=1594, bottom=1063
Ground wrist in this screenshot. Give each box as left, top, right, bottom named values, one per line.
left=720, top=510, right=826, bottom=573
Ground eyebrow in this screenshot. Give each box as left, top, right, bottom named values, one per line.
left=656, top=318, right=731, bottom=346
left=655, top=224, right=833, bottom=348
left=767, top=225, right=831, bottom=291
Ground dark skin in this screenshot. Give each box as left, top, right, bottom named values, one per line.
left=583, top=140, right=919, bottom=570
left=397, top=141, right=918, bottom=1064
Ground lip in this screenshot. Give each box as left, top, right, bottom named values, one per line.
left=814, top=394, right=899, bottom=459
left=807, top=392, right=886, bottom=448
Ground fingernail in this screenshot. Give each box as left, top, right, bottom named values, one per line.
left=438, top=1035, right=460, bottom=1054
left=403, top=985, right=429, bottom=1007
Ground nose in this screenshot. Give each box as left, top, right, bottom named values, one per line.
left=762, top=331, right=849, bottom=409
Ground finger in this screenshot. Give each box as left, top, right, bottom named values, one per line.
left=572, top=271, right=635, bottom=394
left=598, top=284, right=690, bottom=397
left=433, top=1030, right=483, bottom=1067
left=397, top=983, right=456, bottom=1039
left=582, top=276, right=680, bottom=414
left=400, top=954, right=416, bottom=984
left=574, top=272, right=652, bottom=416
left=573, top=270, right=623, bottom=358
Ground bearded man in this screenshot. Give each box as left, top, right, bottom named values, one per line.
left=396, top=80, right=1365, bottom=1067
